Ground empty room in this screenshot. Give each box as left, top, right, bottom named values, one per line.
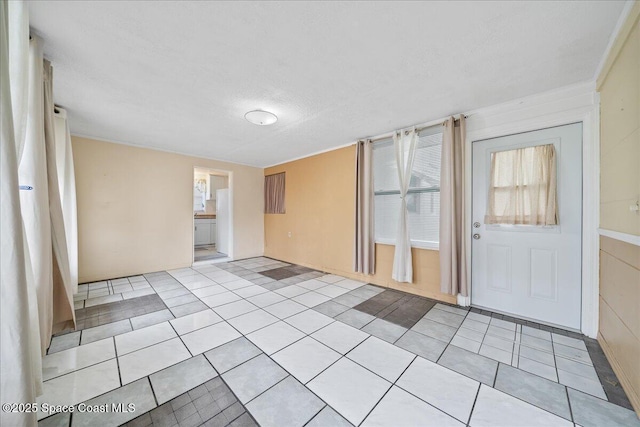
left=2, top=1, right=639, bottom=426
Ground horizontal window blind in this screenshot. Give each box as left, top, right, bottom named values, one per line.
left=373, top=128, right=442, bottom=246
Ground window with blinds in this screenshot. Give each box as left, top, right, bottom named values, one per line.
left=373, top=127, right=442, bottom=248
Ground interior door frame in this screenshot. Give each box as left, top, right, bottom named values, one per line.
left=461, top=89, right=600, bottom=338
left=192, top=166, right=235, bottom=264
left=470, top=123, right=584, bottom=330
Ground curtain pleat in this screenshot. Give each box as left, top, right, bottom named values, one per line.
left=54, top=108, right=79, bottom=294
left=1, top=1, right=41, bottom=425
left=265, top=173, right=285, bottom=214
left=440, top=116, right=468, bottom=296
left=354, top=140, right=375, bottom=274
left=392, top=129, right=418, bottom=283
left=19, top=35, right=55, bottom=354
left=43, top=60, right=76, bottom=333
left=8, top=0, right=28, bottom=162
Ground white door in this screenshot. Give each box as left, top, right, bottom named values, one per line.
left=471, top=123, right=582, bottom=329
left=216, top=189, right=229, bottom=255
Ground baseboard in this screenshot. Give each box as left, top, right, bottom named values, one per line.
left=598, top=332, right=640, bottom=417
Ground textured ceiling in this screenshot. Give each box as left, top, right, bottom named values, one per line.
left=28, top=1, right=625, bottom=167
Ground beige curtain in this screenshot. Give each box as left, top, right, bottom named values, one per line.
left=43, top=61, right=76, bottom=334
left=440, top=116, right=468, bottom=296
left=485, top=144, right=558, bottom=226
left=54, top=108, right=79, bottom=295
left=265, top=172, right=285, bottom=214
left=354, top=140, right=375, bottom=274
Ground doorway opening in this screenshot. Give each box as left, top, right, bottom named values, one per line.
left=193, top=167, right=232, bottom=263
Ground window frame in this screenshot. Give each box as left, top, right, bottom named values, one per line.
left=372, top=125, right=442, bottom=251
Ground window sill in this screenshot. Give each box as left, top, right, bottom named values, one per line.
left=375, top=239, right=439, bottom=251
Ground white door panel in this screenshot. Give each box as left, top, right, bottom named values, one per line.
left=471, top=123, right=582, bottom=329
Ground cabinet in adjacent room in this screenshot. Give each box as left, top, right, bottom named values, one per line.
left=195, top=218, right=217, bottom=245
left=206, top=175, right=228, bottom=201
left=194, top=219, right=211, bottom=245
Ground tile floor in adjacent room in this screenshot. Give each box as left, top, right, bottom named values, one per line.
left=194, top=245, right=227, bottom=262
left=40, top=257, right=639, bottom=427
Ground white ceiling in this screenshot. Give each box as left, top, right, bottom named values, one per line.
left=29, top=1, right=625, bottom=168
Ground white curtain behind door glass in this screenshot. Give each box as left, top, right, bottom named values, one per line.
left=1, top=2, right=41, bottom=426
left=485, top=144, right=558, bottom=226
left=392, top=129, right=418, bottom=283
left=54, top=108, right=79, bottom=294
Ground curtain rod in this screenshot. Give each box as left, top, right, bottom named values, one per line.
left=361, top=114, right=468, bottom=143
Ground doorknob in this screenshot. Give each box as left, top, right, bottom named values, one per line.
left=473, top=222, right=481, bottom=228
left=473, top=234, right=481, bottom=240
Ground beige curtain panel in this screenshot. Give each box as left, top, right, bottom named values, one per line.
left=44, top=60, right=76, bottom=334
left=354, top=140, right=375, bottom=274
left=485, top=144, right=558, bottom=226
left=265, top=172, right=286, bottom=214
left=440, top=116, right=468, bottom=296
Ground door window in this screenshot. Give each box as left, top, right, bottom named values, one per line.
left=484, top=144, right=558, bottom=226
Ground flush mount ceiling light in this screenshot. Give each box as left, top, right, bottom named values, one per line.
left=245, top=110, right=278, bottom=126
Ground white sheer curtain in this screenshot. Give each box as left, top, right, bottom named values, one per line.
left=54, top=108, right=79, bottom=294
left=392, top=128, right=418, bottom=283
left=1, top=2, right=41, bottom=426
left=354, top=140, right=375, bottom=274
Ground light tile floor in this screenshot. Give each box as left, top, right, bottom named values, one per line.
left=194, top=244, right=227, bottom=262
left=39, top=257, right=639, bottom=427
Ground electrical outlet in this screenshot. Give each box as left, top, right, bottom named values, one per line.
left=287, top=231, right=292, bottom=238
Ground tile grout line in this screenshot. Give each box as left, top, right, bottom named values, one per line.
left=492, top=362, right=500, bottom=388
left=465, top=383, right=482, bottom=426
left=565, top=384, right=576, bottom=424
left=199, top=355, right=260, bottom=426
left=167, top=319, right=195, bottom=359
left=113, top=335, right=123, bottom=388
left=355, top=353, right=419, bottom=426
left=551, top=336, right=561, bottom=384
left=300, top=404, right=329, bottom=427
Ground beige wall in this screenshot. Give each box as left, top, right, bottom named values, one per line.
left=598, top=3, right=640, bottom=236
left=597, top=3, right=640, bottom=416
left=264, top=145, right=456, bottom=304
left=73, top=136, right=264, bottom=283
